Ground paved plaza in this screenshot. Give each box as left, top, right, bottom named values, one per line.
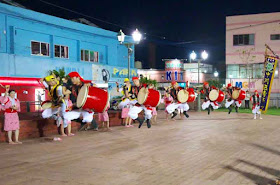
left=0, top=111, right=279, bottom=185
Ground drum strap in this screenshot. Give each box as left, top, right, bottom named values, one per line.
left=49, top=84, right=60, bottom=101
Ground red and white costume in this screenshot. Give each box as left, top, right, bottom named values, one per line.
left=63, top=72, right=94, bottom=123
left=3, top=96, right=20, bottom=131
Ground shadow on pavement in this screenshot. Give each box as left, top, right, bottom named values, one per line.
left=223, top=165, right=276, bottom=185
left=249, top=143, right=280, bottom=156
left=237, top=159, right=280, bottom=179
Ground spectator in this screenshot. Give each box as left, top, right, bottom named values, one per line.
left=245, top=90, right=251, bottom=109
left=3, top=87, right=22, bottom=144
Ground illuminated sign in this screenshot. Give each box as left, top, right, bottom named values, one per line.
left=235, top=81, right=255, bottom=89
left=165, top=60, right=183, bottom=70
left=166, top=71, right=183, bottom=81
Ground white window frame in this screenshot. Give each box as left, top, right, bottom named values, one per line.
left=54, top=44, right=69, bottom=59
left=31, top=41, right=50, bottom=57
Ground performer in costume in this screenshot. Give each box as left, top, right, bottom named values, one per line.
left=251, top=90, right=262, bottom=120
left=116, top=78, right=134, bottom=127
left=200, top=82, right=219, bottom=115
left=163, top=88, right=173, bottom=120
left=117, top=78, right=136, bottom=109
left=40, top=75, right=64, bottom=125
left=166, top=81, right=189, bottom=119
left=63, top=72, right=94, bottom=129
left=225, top=83, right=241, bottom=114
left=3, top=87, right=22, bottom=144
left=128, top=77, right=152, bottom=128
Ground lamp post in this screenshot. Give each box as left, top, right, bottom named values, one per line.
left=117, top=29, right=142, bottom=79
left=214, top=71, right=219, bottom=78
left=190, top=50, right=208, bottom=112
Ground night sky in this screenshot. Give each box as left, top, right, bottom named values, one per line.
left=9, top=0, right=280, bottom=76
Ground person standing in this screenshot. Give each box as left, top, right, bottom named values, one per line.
left=251, top=90, right=262, bottom=120
left=245, top=90, right=251, bottom=109
left=3, top=87, right=22, bottom=144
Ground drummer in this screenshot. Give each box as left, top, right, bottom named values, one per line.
left=200, top=82, right=219, bottom=115
left=63, top=72, right=94, bottom=129
left=225, top=83, right=241, bottom=114
left=128, top=76, right=152, bottom=128
left=166, top=81, right=189, bottom=119
left=40, top=75, right=64, bottom=125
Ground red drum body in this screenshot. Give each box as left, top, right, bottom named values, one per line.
left=187, top=88, right=196, bottom=102
left=216, top=90, right=225, bottom=103
left=209, top=90, right=225, bottom=103
left=137, top=88, right=161, bottom=107
left=41, top=100, right=52, bottom=110
left=232, top=89, right=246, bottom=101
left=76, top=86, right=109, bottom=113
left=237, top=90, right=246, bottom=101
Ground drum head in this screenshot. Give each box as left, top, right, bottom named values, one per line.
left=177, top=90, right=189, bottom=103
left=76, top=86, right=88, bottom=108
left=137, top=88, right=148, bottom=104
left=232, top=90, right=240, bottom=100
left=209, top=90, right=219, bottom=101
left=41, top=102, right=52, bottom=110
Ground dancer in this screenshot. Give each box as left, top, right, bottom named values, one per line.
left=128, top=77, right=152, bottom=128
left=63, top=72, right=94, bottom=130
left=98, top=104, right=111, bottom=131
left=3, top=87, right=22, bottom=144
left=40, top=75, right=64, bottom=125
left=251, top=90, right=262, bottom=120
left=225, top=83, right=241, bottom=114
left=116, top=78, right=134, bottom=127
left=163, top=88, right=173, bottom=120
left=200, top=82, right=219, bottom=115
left=166, top=81, right=189, bottom=119
left=61, top=93, right=75, bottom=136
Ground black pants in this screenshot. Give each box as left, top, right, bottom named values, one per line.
left=245, top=100, right=250, bottom=109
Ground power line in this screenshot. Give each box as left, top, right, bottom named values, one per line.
left=38, top=0, right=219, bottom=45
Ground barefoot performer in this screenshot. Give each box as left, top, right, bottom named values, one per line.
left=3, top=86, right=22, bottom=144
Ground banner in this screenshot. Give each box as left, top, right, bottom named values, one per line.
left=260, top=56, right=278, bottom=113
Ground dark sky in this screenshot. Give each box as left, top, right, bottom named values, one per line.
left=10, top=0, right=280, bottom=73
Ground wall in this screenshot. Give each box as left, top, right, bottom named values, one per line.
left=0, top=3, right=135, bottom=81
left=226, top=12, right=280, bottom=94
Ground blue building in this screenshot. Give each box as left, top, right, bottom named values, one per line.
left=0, top=3, right=137, bottom=110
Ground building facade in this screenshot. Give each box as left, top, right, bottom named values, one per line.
left=138, top=59, right=216, bottom=89
left=226, top=12, right=280, bottom=104
left=0, top=3, right=137, bottom=112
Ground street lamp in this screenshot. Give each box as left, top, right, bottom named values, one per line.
left=117, top=28, right=142, bottom=79
left=214, top=71, right=219, bottom=77
left=190, top=50, right=208, bottom=112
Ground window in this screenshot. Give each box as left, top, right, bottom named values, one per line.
left=54, top=45, right=69, bottom=58
left=271, top=34, right=280, bottom=40
left=31, top=41, right=49, bottom=56
left=233, top=34, right=255, bottom=46
left=227, top=63, right=271, bottom=79
left=80, top=49, right=99, bottom=62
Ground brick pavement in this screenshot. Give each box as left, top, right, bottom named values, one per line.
left=0, top=111, right=279, bottom=185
